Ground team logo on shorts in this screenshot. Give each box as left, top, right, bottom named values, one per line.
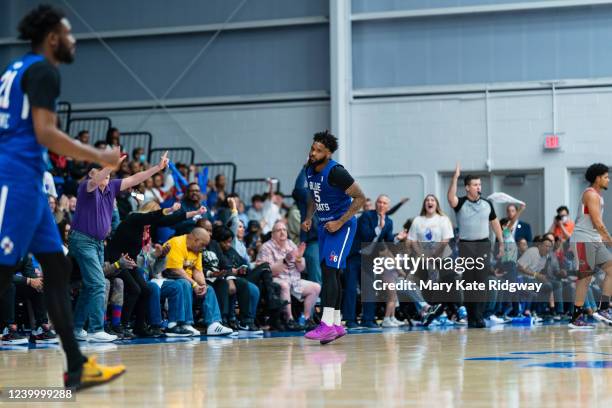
left=1, top=236, right=14, bottom=255
left=329, top=251, right=338, bottom=263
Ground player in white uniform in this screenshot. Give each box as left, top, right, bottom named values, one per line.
left=569, top=163, right=612, bottom=328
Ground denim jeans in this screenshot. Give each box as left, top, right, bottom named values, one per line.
left=69, top=230, right=106, bottom=333
left=305, top=242, right=322, bottom=284
left=147, top=280, right=184, bottom=326
left=175, top=279, right=222, bottom=325
left=246, top=281, right=260, bottom=321
left=229, top=281, right=260, bottom=322
left=550, top=279, right=565, bottom=314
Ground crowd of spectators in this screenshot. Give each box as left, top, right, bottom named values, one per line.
left=1, top=128, right=609, bottom=344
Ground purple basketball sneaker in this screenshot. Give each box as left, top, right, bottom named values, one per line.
left=305, top=323, right=337, bottom=342
left=320, top=325, right=347, bottom=345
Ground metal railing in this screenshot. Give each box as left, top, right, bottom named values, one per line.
left=67, top=117, right=112, bottom=145
left=120, top=131, right=153, bottom=160
left=233, top=178, right=281, bottom=201
left=56, top=101, right=71, bottom=132
left=193, top=162, right=237, bottom=191
left=149, top=147, right=195, bottom=165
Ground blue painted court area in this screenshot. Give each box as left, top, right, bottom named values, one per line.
left=465, top=357, right=533, bottom=361
left=466, top=350, right=612, bottom=369
left=527, top=361, right=612, bottom=369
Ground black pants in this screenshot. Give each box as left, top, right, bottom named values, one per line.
left=212, top=277, right=250, bottom=324
left=117, top=268, right=150, bottom=329
left=459, top=239, right=491, bottom=324
left=246, top=263, right=284, bottom=313
left=0, top=280, right=49, bottom=327
left=0, top=281, right=17, bottom=327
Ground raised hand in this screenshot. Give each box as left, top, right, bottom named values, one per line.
left=453, top=162, right=461, bottom=179
left=158, top=151, right=169, bottom=170
left=227, top=197, right=237, bottom=211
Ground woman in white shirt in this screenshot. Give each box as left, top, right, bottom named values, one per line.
left=408, top=194, right=456, bottom=325
left=408, top=194, right=454, bottom=259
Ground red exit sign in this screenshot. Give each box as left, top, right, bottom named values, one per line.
left=544, top=134, right=561, bottom=150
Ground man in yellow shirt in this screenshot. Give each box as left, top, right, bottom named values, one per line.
left=163, top=228, right=233, bottom=336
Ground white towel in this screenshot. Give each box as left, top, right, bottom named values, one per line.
left=486, top=192, right=525, bottom=206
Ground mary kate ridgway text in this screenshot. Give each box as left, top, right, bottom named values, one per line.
left=372, top=279, right=544, bottom=293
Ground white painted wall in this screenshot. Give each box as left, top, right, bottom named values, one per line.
left=350, top=86, right=612, bottom=233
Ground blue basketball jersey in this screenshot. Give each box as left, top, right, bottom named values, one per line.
left=306, top=159, right=352, bottom=223
left=0, top=53, right=48, bottom=180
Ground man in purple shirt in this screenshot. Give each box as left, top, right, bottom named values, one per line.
left=69, top=152, right=169, bottom=342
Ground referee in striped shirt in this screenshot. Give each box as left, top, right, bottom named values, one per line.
left=448, top=163, right=504, bottom=328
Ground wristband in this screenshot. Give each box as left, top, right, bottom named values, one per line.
left=114, top=261, right=121, bottom=270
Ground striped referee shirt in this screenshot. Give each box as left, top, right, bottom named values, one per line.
left=453, top=196, right=497, bottom=241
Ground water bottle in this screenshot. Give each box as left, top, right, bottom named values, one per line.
left=298, top=314, right=306, bottom=326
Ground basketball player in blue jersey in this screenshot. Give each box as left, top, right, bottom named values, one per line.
left=302, top=131, right=365, bottom=344
left=0, top=5, right=126, bottom=389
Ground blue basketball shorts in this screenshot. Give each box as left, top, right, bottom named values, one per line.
left=317, top=217, right=357, bottom=270
left=0, top=181, right=63, bottom=266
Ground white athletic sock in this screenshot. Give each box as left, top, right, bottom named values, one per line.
left=334, top=310, right=342, bottom=326
left=322, top=307, right=335, bottom=326
left=167, top=322, right=177, bottom=329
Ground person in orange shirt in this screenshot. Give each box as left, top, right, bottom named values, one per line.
left=548, top=206, right=574, bottom=241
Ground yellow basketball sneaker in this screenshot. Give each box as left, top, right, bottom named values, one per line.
left=64, top=356, right=126, bottom=391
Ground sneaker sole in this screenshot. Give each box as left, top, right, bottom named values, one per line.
left=73, top=369, right=126, bottom=392
left=319, top=335, right=342, bottom=345
left=305, top=333, right=337, bottom=341
left=87, top=338, right=118, bottom=343
left=320, top=331, right=346, bottom=345
left=31, top=338, right=60, bottom=344
left=567, top=323, right=595, bottom=329
left=593, top=313, right=612, bottom=326
left=207, top=331, right=234, bottom=336
left=2, top=339, right=29, bottom=345
left=165, top=333, right=192, bottom=337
